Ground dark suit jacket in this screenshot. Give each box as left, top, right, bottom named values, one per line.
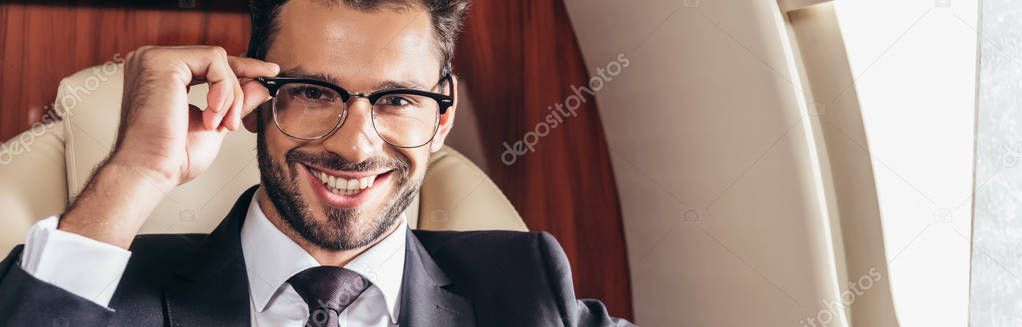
left=0, top=187, right=633, bottom=326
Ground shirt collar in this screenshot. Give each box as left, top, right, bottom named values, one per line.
left=343, top=212, right=407, bottom=324
left=239, top=190, right=407, bottom=323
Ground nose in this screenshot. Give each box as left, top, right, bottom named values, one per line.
left=322, top=97, right=385, bottom=163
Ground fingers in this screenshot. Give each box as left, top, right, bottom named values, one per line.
left=229, top=56, right=280, bottom=79
left=165, top=47, right=277, bottom=131
left=228, top=80, right=245, bottom=131
left=169, top=47, right=233, bottom=130
left=226, top=58, right=277, bottom=130
left=219, top=67, right=245, bottom=131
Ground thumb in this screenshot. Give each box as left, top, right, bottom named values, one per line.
left=240, top=79, right=270, bottom=133
left=240, top=79, right=271, bottom=117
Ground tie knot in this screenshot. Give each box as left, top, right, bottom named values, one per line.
left=288, top=266, right=371, bottom=323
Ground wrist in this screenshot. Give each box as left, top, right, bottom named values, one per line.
left=58, top=159, right=176, bottom=249
left=106, top=152, right=181, bottom=192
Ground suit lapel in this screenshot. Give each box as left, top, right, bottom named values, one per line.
left=163, top=186, right=257, bottom=327
left=399, top=232, right=475, bottom=327
left=159, top=186, right=475, bottom=326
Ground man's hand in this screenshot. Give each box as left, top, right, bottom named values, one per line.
left=113, top=45, right=278, bottom=185
left=58, top=46, right=279, bottom=249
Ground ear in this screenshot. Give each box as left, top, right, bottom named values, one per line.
left=243, top=106, right=261, bottom=133
left=430, top=74, right=458, bottom=153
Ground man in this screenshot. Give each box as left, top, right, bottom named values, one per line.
left=0, top=0, right=633, bottom=326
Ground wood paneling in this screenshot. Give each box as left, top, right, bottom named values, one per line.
left=454, top=0, right=633, bottom=319
left=0, top=0, right=633, bottom=319
left=0, top=1, right=251, bottom=141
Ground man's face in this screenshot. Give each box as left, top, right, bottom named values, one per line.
left=255, top=0, right=453, bottom=250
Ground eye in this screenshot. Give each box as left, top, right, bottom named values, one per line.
left=289, top=85, right=336, bottom=102
left=378, top=95, right=415, bottom=107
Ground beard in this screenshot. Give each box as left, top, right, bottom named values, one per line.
left=256, top=124, right=420, bottom=250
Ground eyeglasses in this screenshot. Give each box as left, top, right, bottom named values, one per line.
left=256, top=71, right=454, bottom=148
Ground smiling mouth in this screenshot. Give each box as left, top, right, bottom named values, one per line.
left=304, top=165, right=389, bottom=196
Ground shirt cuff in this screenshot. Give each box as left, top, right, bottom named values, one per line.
left=19, top=215, right=132, bottom=307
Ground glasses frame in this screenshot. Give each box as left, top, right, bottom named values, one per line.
left=256, top=70, right=455, bottom=148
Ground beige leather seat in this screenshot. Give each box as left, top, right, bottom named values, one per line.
left=0, top=64, right=526, bottom=251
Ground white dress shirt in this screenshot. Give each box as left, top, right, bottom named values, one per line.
left=19, top=191, right=407, bottom=327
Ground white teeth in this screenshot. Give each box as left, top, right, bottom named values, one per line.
left=310, top=167, right=379, bottom=195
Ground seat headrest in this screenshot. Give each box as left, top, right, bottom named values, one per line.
left=50, top=63, right=525, bottom=233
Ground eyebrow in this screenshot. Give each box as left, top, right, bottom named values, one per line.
left=278, top=67, right=430, bottom=92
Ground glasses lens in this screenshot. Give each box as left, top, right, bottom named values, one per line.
left=273, top=83, right=345, bottom=139
left=372, top=93, right=440, bottom=147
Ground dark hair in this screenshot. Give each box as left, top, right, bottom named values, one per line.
left=247, top=0, right=469, bottom=66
